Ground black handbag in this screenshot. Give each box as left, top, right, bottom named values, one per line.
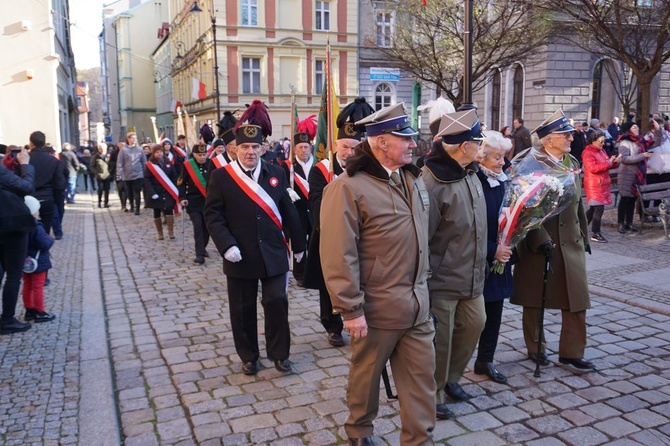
left=0, top=187, right=37, bottom=234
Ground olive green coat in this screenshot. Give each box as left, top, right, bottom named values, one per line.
left=510, top=152, right=590, bottom=312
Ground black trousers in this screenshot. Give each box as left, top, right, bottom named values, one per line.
left=476, top=300, right=504, bottom=363
left=292, top=256, right=306, bottom=283
left=0, top=232, right=28, bottom=320
left=188, top=211, right=209, bottom=257
left=97, top=178, right=111, bottom=205
left=618, top=196, right=636, bottom=225
left=152, top=207, right=174, bottom=218
left=38, top=198, right=55, bottom=235
left=586, top=205, right=604, bottom=233
left=227, top=274, right=290, bottom=363
left=125, top=179, right=142, bottom=211
left=116, top=180, right=127, bottom=208
left=319, top=288, right=343, bottom=334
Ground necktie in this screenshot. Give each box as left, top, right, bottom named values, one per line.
left=245, top=169, right=254, bottom=180
left=390, top=171, right=406, bottom=198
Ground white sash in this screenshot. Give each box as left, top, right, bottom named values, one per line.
left=226, top=162, right=283, bottom=230
left=212, top=153, right=229, bottom=169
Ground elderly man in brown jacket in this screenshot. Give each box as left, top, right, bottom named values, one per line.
left=511, top=109, right=594, bottom=371
left=321, top=103, right=436, bottom=446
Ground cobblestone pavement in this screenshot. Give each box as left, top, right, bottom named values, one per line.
left=1, top=194, right=669, bottom=445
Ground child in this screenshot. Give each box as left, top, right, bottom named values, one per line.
left=22, top=196, right=56, bottom=323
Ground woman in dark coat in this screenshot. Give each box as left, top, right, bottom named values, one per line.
left=143, top=144, right=178, bottom=240
left=474, top=131, right=513, bottom=384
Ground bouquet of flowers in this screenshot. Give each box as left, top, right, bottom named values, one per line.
left=491, top=148, right=579, bottom=274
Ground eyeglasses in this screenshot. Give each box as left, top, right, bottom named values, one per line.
left=596, top=139, right=605, bottom=144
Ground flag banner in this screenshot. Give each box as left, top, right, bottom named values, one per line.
left=183, top=107, right=199, bottom=149
left=314, top=44, right=339, bottom=162
left=191, top=77, right=206, bottom=100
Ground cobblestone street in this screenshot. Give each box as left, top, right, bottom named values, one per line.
left=1, top=193, right=669, bottom=445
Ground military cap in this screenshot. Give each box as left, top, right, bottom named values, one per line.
left=533, top=109, right=575, bottom=139
left=354, top=103, right=418, bottom=137
left=235, top=124, right=263, bottom=145
left=221, top=128, right=235, bottom=145
left=434, top=109, right=485, bottom=144
left=192, top=143, right=208, bottom=154
left=293, top=132, right=311, bottom=146
left=211, top=138, right=225, bottom=149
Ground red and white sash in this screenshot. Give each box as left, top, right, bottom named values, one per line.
left=173, top=146, right=187, bottom=159
left=285, top=160, right=310, bottom=198
left=316, top=159, right=336, bottom=183
left=212, top=153, right=229, bottom=169
left=146, top=162, right=182, bottom=213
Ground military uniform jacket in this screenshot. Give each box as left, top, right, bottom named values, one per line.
left=178, top=158, right=213, bottom=212
left=204, top=161, right=306, bottom=280
left=303, top=157, right=343, bottom=290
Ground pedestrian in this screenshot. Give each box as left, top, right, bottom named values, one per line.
left=0, top=147, right=35, bottom=334
left=582, top=130, right=621, bottom=242
left=90, top=142, right=112, bottom=208
left=117, top=132, right=146, bottom=215
left=320, top=103, right=436, bottom=445
left=60, top=142, right=79, bottom=203
left=108, top=143, right=128, bottom=211
left=80, top=148, right=94, bottom=191
left=21, top=196, right=56, bottom=323
left=178, top=144, right=213, bottom=264
left=144, top=144, right=178, bottom=240
left=474, top=130, right=514, bottom=385
left=422, top=104, right=487, bottom=420
left=511, top=117, right=532, bottom=158
left=303, top=97, right=374, bottom=347
left=28, top=131, right=66, bottom=235
left=204, top=103, right=305, bottom=376
left=511, top=109, right=595, bottom=370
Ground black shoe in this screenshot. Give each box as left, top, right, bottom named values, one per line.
left=618, top=223, right=626, bottom=234
left=348, top=437, right=382, bottom=446
left=474, top=361, right=508, bottom=384
left=241, top=360, right=260, bottom=375
left=25, top=308, right=37, bottom=321
left=104, top=203, right=109, bottom=208
left=98, top=203, right=102, bottom=208
left=274, top=359, right=292, bottom=373
left=444, top=382, right=470, bottom=401
left=590, top=233, right=607, bottom=243
left=203, top=251, right=210, bottom=258
left=436, top=403, right=455, bottom=420
left=625, top=224, right=638, bottom=232
left=44, top=278, right=51, bottom=287
left=327, top=332, right=345, bottom=347
left=0, top=318, right=31, bottom=334
left=55, top=235, right=62, bottom=240
left=559, top=357, right=595, bottom=370
left=193, top=256, right=205, bottom=265
left=528, top=352, right=550, bottom=365
left=34, top=311, right=56, bottom=323
left=134, top=210, right=140, bottom=216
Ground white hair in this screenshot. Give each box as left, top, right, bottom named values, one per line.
left=478, top=130, right=512, bottom=159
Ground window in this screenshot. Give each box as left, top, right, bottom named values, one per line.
left=375, top=83, right=393, bottom=110
left=315, top=1, right=330, bottom=31
left=591, top=61, right=602, bottom=120
left=241, top=0, right=258, bottom=26
left=490, top=69, right=501, bottom=131
left=242, top=57, right=261, bottom=94
left=376, top=12, right=393, bottom=47
left=512, top=65, right=524, bottom=121
left=315, top=60, right=325, bottom=95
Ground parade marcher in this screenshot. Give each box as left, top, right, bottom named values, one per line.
left=165, top=136, right=187, bottom=179
left=474, top=130, right=514, bottom=385
left=117, top=133, right=147, bottom=215
left=303, top=97, right=374, bottom=347
left=511, top=109, right=595, bottom=370
left=178, top=144, right=213, bottom=264
left=282, top=116, right=317, bottom=286
left=212, top=111, right=238, bottom=169
left=204, top=102, right=306, bottom=376
left=90, top=142, right=112, bottom=208
left=320, top=103, right=436, bottom=445
left=423, top=104, right=487, bottom=420
left=200, top=119, right=215, bottom=145
left=144, top=144, right=178, bottom=240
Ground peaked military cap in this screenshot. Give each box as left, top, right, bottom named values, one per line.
left=435, top=109, right=485, bottom=144
left=354, top=103, right=418, bottom=137
left=293, top=132, right=311, bottom=146
left=533, top=109, right=575, bottom=139
left=235, top=124, right=263, bottom=145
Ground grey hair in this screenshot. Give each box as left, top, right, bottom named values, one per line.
left=477, top=130, right=512, bottom=160
left=441, top=141, right=461, bottom=154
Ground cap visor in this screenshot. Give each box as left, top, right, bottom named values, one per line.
left=391, top=127, right=419, bottom=137
left=553, top=125, right=575, bottom=133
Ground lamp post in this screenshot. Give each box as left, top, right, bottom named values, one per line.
left=459, top=0, right=475, bottom=111
left=189, top=0, right=221, bottom=123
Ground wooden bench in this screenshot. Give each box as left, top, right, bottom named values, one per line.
left=636, top=181, right=670, bottom=238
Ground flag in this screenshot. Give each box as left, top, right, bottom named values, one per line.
left=176, top=107, right=185, bottom=139
left=183, top=107, right=199, bottom=149
left=191, top=77, right=206, bottom=100
left=170, top=99, right=182, bottom=114
left=314, top=44, right=340, bottom=162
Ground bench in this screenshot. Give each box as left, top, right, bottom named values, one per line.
left=636, top=181, right=670, bottom=238
left=580, top=168, right=619, bottom=206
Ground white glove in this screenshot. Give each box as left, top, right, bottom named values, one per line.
left=287, top=187, right=300, bottom=202
left=151, top=194, right=159, bottom=199
left=224, top=246, right=242, bottom=263
left=293, top=251, right=304, bottom=263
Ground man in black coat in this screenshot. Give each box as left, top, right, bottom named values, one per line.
left=178, top=144, right=213, bottom=265
left=511, top=117, right=532, bottom=158
left=204, top=124, right=305, bottom=375
left=28, top=131, right=66, bottom=235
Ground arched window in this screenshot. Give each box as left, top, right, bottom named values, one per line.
left=490, top=69, right=501, bottom=131
left=512, top=65, right=524, bottom=120
left=375, top=83, right=393, bottom=110
left=591, top=61, right=602, bottom=120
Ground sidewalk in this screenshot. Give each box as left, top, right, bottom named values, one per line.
left=1, top=193, right=669, bottom=445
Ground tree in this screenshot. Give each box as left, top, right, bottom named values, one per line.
left=380, top=0, right=556, bottom=108
left=541, top=0, right=670, bottom=130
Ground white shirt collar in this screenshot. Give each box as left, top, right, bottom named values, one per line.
left=296, top=157, right=313, bottom=174
left=237, top=160, right=260, bottom=182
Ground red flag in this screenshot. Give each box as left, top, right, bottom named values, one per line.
left=191, top=77, right=206, bottom=100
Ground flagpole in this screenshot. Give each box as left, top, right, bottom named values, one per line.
left=150, top=116, right=159, bottom=143
left=326, top=40, right=334, bottom=179
left=288, top=84, right=296, bottom=189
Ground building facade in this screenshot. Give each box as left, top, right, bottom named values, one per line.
left=0, top=0, right=77, bottom=148
left=77, top=81, right=91, bottom=146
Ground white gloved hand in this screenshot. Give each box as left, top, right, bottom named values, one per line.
left=224, top=246, right=242, bottom=263
left=293, top=251, right=304, bottom=263
left=151, top=194, right=159, bottom=199
left=286, top=188, right=300, bottom=202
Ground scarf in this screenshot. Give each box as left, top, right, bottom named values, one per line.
left=479, top=165, right=507, bottom=188
left=620, top=132, right=648, bottom=196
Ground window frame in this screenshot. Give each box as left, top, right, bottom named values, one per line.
left=375, top=83, right=393, bottom=111
left=376, top=11, right=394, bottom=48
left=315, top=1, right=330, bottom=31
left=315, top=59, right=325, bottom=95
left=241, top=0, right=258, bottom=27
left=242, top=57, right=262, bottom=94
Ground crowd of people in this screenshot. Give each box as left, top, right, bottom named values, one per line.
left=2, top=102, right=670, bottom=446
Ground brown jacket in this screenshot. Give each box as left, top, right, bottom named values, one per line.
left=510, top=150, right=590, bottom=312
left=320, top=140, right=433, bottom=329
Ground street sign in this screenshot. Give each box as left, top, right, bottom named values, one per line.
left=370, top=67, right=400, bottom=81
